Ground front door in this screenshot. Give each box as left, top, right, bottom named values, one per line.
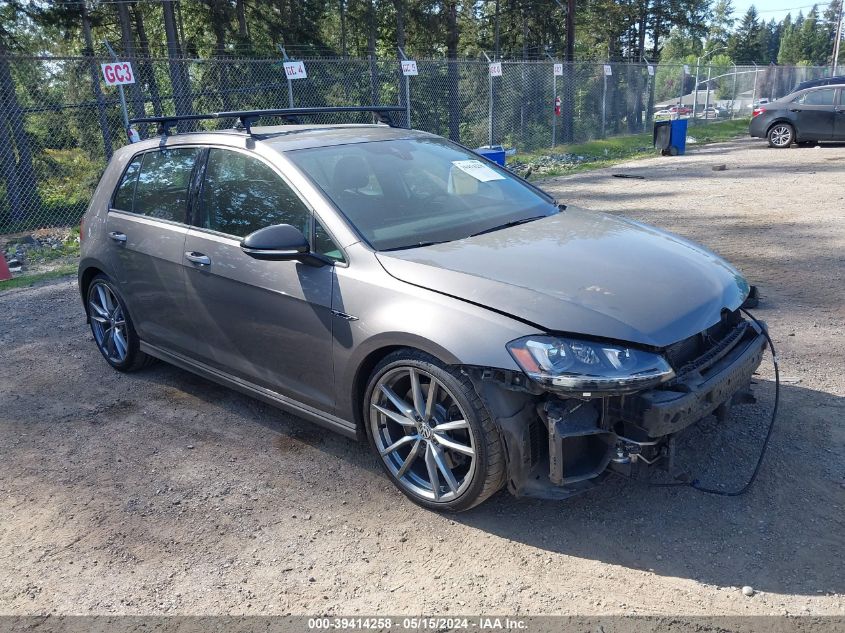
left=182, top=147, right=337, bottom=411
left=791, top=88, right=837, bottom=140
left=105, top=146, right=202, bottom=356
left=834, top=88, right=845, bottom=140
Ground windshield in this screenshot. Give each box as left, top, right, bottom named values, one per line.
left=287, top=137, right=558, bottom=251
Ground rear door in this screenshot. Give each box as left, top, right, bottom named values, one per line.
left=182, top=147, right=340, bottom=411
left=791, top=88, right=837, bottom=140
left=835, top=88, right=845, bottom=140
left=106, top=146, right=202, bottom=355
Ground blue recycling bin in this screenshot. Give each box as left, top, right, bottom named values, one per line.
left=669, top=118, right=688, bottom=155
left=653, top=118, right=688, bottom=156
left=475, top=145, right=506, bottom=166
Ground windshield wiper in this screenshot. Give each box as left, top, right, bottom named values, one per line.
left=381, top=239, right=452, bottom=252
left=467, top=214, right=549, bottom=239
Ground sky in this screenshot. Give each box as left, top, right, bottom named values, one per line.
left=732, top=0, right=834, bottom=22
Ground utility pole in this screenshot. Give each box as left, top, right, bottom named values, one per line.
left=561, top=0, right=575, bottom=142
left=565, top=0, right=575, bottom=62
left=833, top=0, right=844, bottom=75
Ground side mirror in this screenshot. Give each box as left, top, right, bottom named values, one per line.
left=240, top=224, right=309, bottom=261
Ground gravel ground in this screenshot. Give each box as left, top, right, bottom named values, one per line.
left=0, top=137, right=843, bottom=618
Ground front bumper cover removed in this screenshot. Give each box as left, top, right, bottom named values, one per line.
left=503, top=322, right=767, bottom=500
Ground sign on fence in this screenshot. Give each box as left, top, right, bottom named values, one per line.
left=683, top=64, right=690, bottom=74
left=489, top=62, right=502, bottom=77
left=553, top=63, right=563, bottom=76
left=283, top=61, right=308, bottom=79
left=401, top=60, right=418, bottom=76
left=603, top=64, right=612, bottom=76
left=647, top=65, right=655, bottom=76
left=101, top=62, right=135, bottom=86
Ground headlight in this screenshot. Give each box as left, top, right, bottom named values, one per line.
left=507, top=335, right=674, bottom=394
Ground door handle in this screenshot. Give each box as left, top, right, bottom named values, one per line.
left=789, top=108, right=802, bottom=112
left=109, top=231, right=127, bottom=243
left=185, top=251, right=211, bottom=266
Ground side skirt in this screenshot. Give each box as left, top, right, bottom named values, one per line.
left=140, top=341, right=358, bottom=439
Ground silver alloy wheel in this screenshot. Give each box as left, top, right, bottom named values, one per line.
left=369, top=367, right=476, bottom=503
left=770, top=125, right=792, bottom=147
left=88, top=281, right=129, bottom=364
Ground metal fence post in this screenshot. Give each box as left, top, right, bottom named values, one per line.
left=751, top=63, right=759, bottom=111
left=278, top=45, right=294, bottom=108
left=730, top=64, right=737, bottom=117
left=602, top=64, right=608, bottom=138
left=552, top=67, right=557, bottom=147
left=398, top=47, right=411, bottom=128
left=545, top=53, right=557, bottom=148
left=103, top=40, right=130, bottom=135
left=483, top=52, right=494, bottom=147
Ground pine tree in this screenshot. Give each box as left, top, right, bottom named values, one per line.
left=727, top=6, right=763, bottom=62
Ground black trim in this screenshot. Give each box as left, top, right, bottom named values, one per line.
left=130, top=106, right=407, bottom=135
left=186, top=148, right=209, bottom=227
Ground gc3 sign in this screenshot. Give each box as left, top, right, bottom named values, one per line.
left=101, top=61, right=135, bottom=86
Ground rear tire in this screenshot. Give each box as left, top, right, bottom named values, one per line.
left=86, top=274, right=154, bottom=372
left=363, top=349, right=505, bottom=512
left=767, top=123, right=794, bottom=148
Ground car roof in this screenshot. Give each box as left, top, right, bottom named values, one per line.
left=123, top=124, right=435, bottom=155
left=774, top=83, right=845, bottom=103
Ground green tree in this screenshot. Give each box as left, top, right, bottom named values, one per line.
left=727, top=6, right=763, bottom=62
left=707, top=0, right=735, bottom=48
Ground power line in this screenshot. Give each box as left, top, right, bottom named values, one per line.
left=754, top=3, right=831, bottom=14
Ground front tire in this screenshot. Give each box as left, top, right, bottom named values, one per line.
left=86, top=274, right=153, bottom=372
left=768, top=123, right=794, bottom=148
left=363, top=350, right=505, bottom=512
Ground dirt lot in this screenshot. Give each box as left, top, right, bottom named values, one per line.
left=0, top=137, right=843, bottom=618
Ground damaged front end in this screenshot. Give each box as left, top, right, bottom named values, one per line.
left=466, top=310, right=768, bottom=500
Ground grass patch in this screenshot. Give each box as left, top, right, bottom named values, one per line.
left=514, top=118, right=750, bottom=180
left=0, top=264, right=77, bottom=293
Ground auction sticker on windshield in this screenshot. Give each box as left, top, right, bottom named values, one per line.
left=451, top=160, right=505, bottom=182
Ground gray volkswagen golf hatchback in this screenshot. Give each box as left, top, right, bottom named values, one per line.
left=79, top=107, right=767, bottom=511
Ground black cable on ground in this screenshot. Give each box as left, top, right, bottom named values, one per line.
left=612, top=307, right=780, bottom=497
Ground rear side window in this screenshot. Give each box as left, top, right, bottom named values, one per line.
left=797, top=89, right=836, bottom=106
left=112, top=156, right=142, bottom=211
left=199, top=148, right=311, bottom=238
left=132, top=148, right=202, bottom=223
left=840, top=90, right=845, bottom=106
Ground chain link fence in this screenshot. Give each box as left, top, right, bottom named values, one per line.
left=0, top=54, right=833, bottom=235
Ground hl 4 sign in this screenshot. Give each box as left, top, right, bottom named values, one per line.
left=283, top=61, right=308, bottom=79
left=101, top=62, right=135, bottom=86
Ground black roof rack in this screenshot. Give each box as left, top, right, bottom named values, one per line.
left=129, top=106, right=407, bottom=136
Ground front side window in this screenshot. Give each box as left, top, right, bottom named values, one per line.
left=797, top=89, right=836, bottom=106
left=199, top=149, right=311, bottom=238
left=287, top=138, right=558, bottom=251
left=132, top=147, right=202, bottom=223
left=314, top=219, right=345, bottom=262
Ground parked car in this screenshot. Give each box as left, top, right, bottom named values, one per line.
left=789, top=75, right=845, bottom=95
left=749, top=84, right=845, bottom=147
left=669, top=105, right=692, bottom=115
left=79, top=106, right=767, bottom=511
left=697, top=106, right=725, bottom=119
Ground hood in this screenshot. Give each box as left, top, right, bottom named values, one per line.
left=375, top=207, right=749, bottom=348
